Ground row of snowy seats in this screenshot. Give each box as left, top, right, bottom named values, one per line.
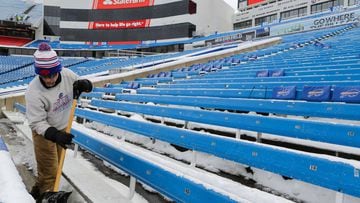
left=108, top=57, right=359, bottom=89
left=230, top=25, right=356, bottom=62
left=71, top=120, right=277, bottom=203
left=175, top=73, right=360, bottom=83
left=234, top=29, right=358, bottom=68
left=13, top=102, right=299, bottom=202
left=94, top=93, right=358, bottom=121
left=233, top=59, right=359, bottom=71
left=76, top=96, right=360, bottom=198
left=155, top=80, right=358, bottom=89
left=64, top=25, right=356, bottom=93
left=200, top=66, right=360, bottom=78
left=0, top=66, right=34, bottom=85
left=91, top=83, right=360, bottom=103
left=0, top=57, right=90, bottom=88
left=232, top=49, right=358, bottom=65
left=68, top=25, right=360, bottom=201
left=237, top=57, right=359, bottom=70
left=119, top=25, right=359, bottom=89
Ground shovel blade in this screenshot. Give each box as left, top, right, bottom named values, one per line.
left=38, top=191, right=72, bottom=203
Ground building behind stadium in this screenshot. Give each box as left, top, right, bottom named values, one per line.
left=233, top=0, right=359, bottom=30
left=42, top=0, right=234, bottom=46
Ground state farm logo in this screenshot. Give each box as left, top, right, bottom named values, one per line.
left=102, top=0, right=146, bottom=5
left=95, top=0, right=152, bottom=9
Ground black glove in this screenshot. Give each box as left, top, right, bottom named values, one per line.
left=44, top=127, right=74, bottom=149
left=73, top=79, right=93, bottom=99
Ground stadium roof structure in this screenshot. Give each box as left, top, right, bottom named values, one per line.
left=0, top=0, right=42, bottom=28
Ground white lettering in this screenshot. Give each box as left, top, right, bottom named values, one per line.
left=111, top=0, right=146, bottom=5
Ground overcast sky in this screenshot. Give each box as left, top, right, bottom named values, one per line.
left=223, top=0, right=238, bottom=9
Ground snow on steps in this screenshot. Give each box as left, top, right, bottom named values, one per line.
left=0, top=135, right=34, bottom=203
left=3, top=110, right=146, bottom=203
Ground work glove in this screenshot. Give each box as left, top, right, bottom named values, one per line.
left=73, top=79, right=93, bottom=99
left=44, top=127, right=74, bottom=149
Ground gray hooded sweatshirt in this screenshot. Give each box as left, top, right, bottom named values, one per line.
left=25, top=68, right=78, bottom=136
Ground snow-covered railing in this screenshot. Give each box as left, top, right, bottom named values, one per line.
left=173, top=74, right=360, bottom=84
left=82, top=91, right=360, bottom=121
left=74, top=108, right=360, bottom=198
left=94, top=87, right=288, bottom=99
left=81, top=92, right=104, bottom=99
left=90, top=99, right=360, bottom=149
left=92, top=87, right=124, bottom=94
left=121, top=87, right=297, bottom=99
left=221, top=59, right=360, bottom=72
left=198, top=66, right=360, bottom=78
left=0, top=135, right=34, bottom=202
left=212, top=58, right=359, bottom=70
left=154, top=80, right=359, bottom=89
left=113, top=94, right=360, bottom=120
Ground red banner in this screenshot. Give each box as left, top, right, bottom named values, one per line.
left=88, top=19, right=151, bottom=29
left=247, top=0, right=265, bottom=6
left=93, top=0, right=155, bottom=9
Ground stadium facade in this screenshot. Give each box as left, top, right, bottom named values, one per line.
left=43, top=0, right=234, bottom=45
left=233, top=0, right=359, bottom=30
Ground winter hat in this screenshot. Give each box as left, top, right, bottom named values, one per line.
left=34, top=43, right=62, bottom=76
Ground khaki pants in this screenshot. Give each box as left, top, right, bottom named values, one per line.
left=32, top=131, right=62, bottom=194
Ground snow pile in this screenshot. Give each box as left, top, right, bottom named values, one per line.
left=0, top=150, right=34, bottom=203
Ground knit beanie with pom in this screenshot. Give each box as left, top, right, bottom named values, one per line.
left=34, top=43, right=62, bottom=76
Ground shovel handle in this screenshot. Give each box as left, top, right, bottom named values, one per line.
left=53, top=99, right=77, bottom=192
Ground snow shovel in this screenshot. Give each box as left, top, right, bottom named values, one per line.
left=39, top=99, right=77, bottom=202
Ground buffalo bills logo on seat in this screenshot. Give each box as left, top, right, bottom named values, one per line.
left=256, top=70, right=269, bottom=77
left=272, top=86, right=296, bottom=99
left=340, top=89, right=360, bottom=98
left=277, top=88, right=291, bottom=97
left=308, top=89, right=325, bottom=97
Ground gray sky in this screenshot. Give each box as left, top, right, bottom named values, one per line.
left=223, top=0, right=237, bottom=9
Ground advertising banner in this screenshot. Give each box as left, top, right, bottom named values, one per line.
left=307, top=12, right=358, bottom=29
left=88, top=19, right=151, bottom=29
left=205, top=33, right=242, bottom=46
left=93, top=0, right=155, bottom=9
left=247, top=0, right=265, bottom=6
left=270, top=9, right=360, bottom=36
